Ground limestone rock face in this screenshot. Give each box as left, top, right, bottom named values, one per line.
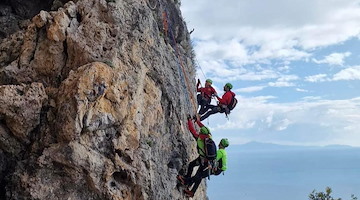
left=0, top=0, right=204, bottom=200
left=0, top=83, right=48, bottom=144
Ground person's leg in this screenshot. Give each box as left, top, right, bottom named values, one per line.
left=196, top=94, right=202, bottom=107
left=199, top=98, right=212, bottom=115
left=185, top=157, right=201, bottom=178
left=200, top=106, right=220, bottom=121
left=188, top=165, right=209, bottom=195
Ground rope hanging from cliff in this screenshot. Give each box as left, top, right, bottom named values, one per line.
left=161, top=9, right=198, bottom=114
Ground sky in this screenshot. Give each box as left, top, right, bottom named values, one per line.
left=180, top=0, right=360, bottom=146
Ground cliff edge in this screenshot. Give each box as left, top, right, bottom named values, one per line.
left=0, top=0, right=204, bottom=199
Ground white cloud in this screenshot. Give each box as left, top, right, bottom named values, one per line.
left=303, top=66, right=360, bottom=82
left=296, top=88, right=308, bottom=92
left=194, top=39, right=249, bottom=63
left=332, top=65, right=360, bottom=80
left=313, top=52, right=351, bottom=66
left=305, top=74, right=328, bottom=82
left=302, top=96, right=322, bottom=101
left=198, top=60, right=280, bottom=82
left=235, top=86, right=266, bottom=93
left=268, top=75, right=299, bottom=87
left=182, top=0, right=360, bottom=64
left=268, top=81, right=295, bottom=87
left=211, top=96, right=360, bottom=146
left=182, top=0, right=360, bottom=146
left=278, top=65, right=290, bottom=72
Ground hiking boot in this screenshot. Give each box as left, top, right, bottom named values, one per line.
left=176, top=175, right=186, bottom=185
left=184, top=189, right=194, bottom=197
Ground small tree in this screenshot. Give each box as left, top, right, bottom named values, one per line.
left=309, top=187, right=357, bottom=200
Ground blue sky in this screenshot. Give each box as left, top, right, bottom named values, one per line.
left=180, top=0, right=360, bottom=146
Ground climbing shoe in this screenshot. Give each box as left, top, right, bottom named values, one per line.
left=177, top=175, right=186, bottom=185
left=184, top=189, right=194, bottom=197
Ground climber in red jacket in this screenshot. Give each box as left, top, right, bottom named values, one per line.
left=196, top=79, right=217, bottom=115
left=200, top=83, right=235, bottom=121
left=177, top=115, right=213, bottom=197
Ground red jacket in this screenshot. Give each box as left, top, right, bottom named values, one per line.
left=217, top=91, right=235, bottom=105
left=197, top=82, right=217, bottom=99
left=187, top=119, right=209, bottom=140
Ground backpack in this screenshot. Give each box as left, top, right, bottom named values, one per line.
left=227, top=94, right=237, bottom=111
left=204, top=137, right=217, bottom=180
left=204, top=137, right=217, bottom=161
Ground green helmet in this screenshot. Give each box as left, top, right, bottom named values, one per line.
left=200, top=126, right=210, bottom=134
left=220, top=138, right=229, bottom=147
left=225, top=83, right=233, bottom=89
left=206, top=79, right=213, bottom=84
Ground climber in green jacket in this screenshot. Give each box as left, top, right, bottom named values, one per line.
left=176, top=115, right=213, bottom=197
left=212, top=138, right=229, bottom=175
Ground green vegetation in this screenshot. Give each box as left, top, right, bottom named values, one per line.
left=146, top=140, right=153, bottom=147
left=101, top=60, right=115, bottom=68
left=309, top=187, right=357, bottom=200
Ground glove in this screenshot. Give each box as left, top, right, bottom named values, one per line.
left=187, top=115, right=192, bottom=120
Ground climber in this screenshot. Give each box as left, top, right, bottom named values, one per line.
left=177, top=138, right=229, bottom=197
left=176, top=115, right=216, bottom=197
left=212, top=138, right=229, bottom=175
left=200, top=83, right=236, bottom=121
left=196, top=79, right=217, bottom=115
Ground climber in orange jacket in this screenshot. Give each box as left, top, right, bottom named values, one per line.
left=200, top=83, right=235, bottom=121
left=196, top=79, right=217, bottom=115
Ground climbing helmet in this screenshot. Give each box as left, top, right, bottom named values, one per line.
left=220, top=138, right=229, bottom=147
left=200, top=126, right=210, bottom=134
left=225, top=83, right=233, bottom=89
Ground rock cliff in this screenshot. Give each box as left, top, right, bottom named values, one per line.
left=0, top=0, right=204, bottom=199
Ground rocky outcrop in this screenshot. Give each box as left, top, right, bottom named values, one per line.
left=0, top=0, right=203, bottom=199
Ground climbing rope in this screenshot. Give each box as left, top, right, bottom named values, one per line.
left=195, top=58, right=207, bottom=82
left=161, top=6, right=198, bottom=114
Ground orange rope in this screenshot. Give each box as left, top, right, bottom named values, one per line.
left=162, top=11, right=198, bottom=114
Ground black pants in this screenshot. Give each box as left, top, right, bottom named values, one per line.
left=212, top=169, right=223, bottom=176
left=197, top=94, right=211, bottom=115
left=200, top=105, right=222, bottom=121
left=200, top=104, right=231, bottom=121
left=184, top=157, right=209, bottom=194
left=185, top=157, right=201, bottom=178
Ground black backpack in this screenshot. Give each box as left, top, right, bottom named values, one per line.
left=228, top=94, right=237, bottom=111
left=204, top=137, right=217, bottom=161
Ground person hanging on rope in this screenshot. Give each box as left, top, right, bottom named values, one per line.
left=177, top=115, right=216, bottom=197
left=197, top=79, right=217, bottom=115
left=200, top=83, right=237, bottom=121
left=212, top=138, right=229, bottom=176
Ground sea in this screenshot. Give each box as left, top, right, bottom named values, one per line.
left=207, top=143, right=360, bottom=200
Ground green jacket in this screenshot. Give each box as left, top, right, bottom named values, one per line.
left=196, top=135, right=212, bottom=157
left=216, top=149, right=227, bottom=171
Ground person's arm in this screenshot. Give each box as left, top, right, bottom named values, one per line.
left=195, top=118, right=205, bottom=127
left=211, top=87, right=217, bottom=96
left=196, top=79, right=201, bottom=91
left=187, top=118, right=199, bottom=139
